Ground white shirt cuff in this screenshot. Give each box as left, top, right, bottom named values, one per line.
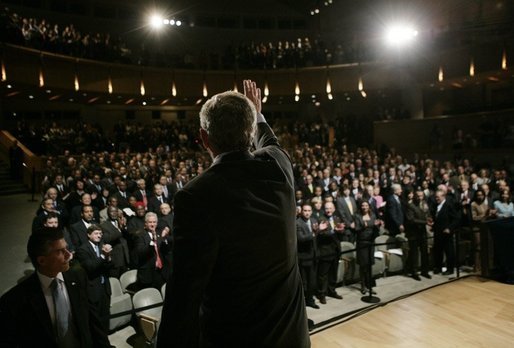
left=256, top=113, right=266, bottom=124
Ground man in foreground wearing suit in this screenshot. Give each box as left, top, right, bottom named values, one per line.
left=0, top=227, right=111, bottom=347
left=157, top=80, right=310, bottom=347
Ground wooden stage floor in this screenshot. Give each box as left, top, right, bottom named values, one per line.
left=311, top=276, right=514, bottom=347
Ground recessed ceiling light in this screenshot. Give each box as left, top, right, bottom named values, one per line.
left=28, top=95, right=34, bottom=99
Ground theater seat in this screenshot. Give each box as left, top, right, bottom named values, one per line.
left=108, top=277, right=133, bottom=332
left=132, top=288, right=163, bottom=344
left=338, top=241, right=357, bottom=284
left=161, top=283, right=167, bottom=300
left=375, top=235, right=404, bottom=275
left=120, top=269, right=138, bottom=294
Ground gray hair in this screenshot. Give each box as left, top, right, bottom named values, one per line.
left=199, top=91, right=257, bottom=153
left=145, top=212, right=158, bottom=222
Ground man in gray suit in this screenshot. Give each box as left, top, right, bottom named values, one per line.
left=157, top=80, right=310, bottom=347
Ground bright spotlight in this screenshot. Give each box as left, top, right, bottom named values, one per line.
left=149, top=14, right=164, bottom=29
left=169, top=19, right=176, bottom=26
left=176, top=20, right=182, bottom=26
left=385, top=24, right=418, bottom=47
left=163, top=19, right=170, bottom=25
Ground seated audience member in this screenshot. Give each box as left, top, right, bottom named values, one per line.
left=493, top=190, right=514, bottom=218
left=64, top=179, right=87, bottom=211
left=33, top=198, right=65, bottom=233
left=157, top=203, right=174, bottom=231
left=127, top=202, right=146, bottom=236
left=70, top=204, right=96, bottom=248
left=311, top=197, right=324, bottom=221
left=35, top=212, right=76, bottom=254
left=69, top=193, right=100, bottom=225
left=112, top=181, right=129, bottom=209
left=40, top=187, right=69, bottom=224
left=99, top=196, right=123, bottom=223
left=147, top=183, right=169, bottom=213
left=158, top=175, right=176, bottom=202
left=94, top=187, right=111, bottom=211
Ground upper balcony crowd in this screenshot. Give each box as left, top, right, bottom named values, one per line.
left=0, top=7, right=373, bottom=70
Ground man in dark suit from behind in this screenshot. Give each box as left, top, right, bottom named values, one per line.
left=296, top=203, right=320, bottom=309
left=157, top=80, right=310, bottom=347
left=75, top=224, right=113, bottom=334
left=0, top=227, right=111, bottom=347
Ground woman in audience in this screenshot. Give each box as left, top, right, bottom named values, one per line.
left=471, top=189, right=495, bottom=272
left=493, top=190, right=514, bottom=218
left=354, top=201, right=381, bottom=294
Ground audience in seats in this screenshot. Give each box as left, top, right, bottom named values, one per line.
left=23, top=116, right=513, bottom=327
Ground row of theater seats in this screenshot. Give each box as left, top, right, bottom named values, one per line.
left=336, top=235, right=414, bottom=284
left=107, top=234, right=427, bottom=343
left=108, top=269, right=165, bottom=344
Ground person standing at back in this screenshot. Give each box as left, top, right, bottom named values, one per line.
left=157, top=80, right=310, bottom=347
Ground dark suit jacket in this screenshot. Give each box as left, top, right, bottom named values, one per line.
left=69, top=205, right=100, bottom=225
left=296, top=217, right=317, bottom=266
left=158, top=214, right=174, bottom=232
left=335, top=196, right=357, bottom=225
left=100, top=220, right=130, bottom=271
left=161, top=183, right=176, bottom=202
left=0, top=269, right=110, bottom=348
left=70, top=220, right=91, bottom=248
left=147, top=195, right=168, bottom=214
left=430, top=199, right=460, bottom=234
left=317, top=213, right=344, bottom=259
left=386, top=194, right=404, bottom=234
left=157, top=123, right=309, bottom=348
left=112, top=191, right=129, bottom=209
left=133, top=229, right=172, bottom=285
left=133, top=189, right=152, bottom=205
left=75, top=242, right=112, bottom=303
